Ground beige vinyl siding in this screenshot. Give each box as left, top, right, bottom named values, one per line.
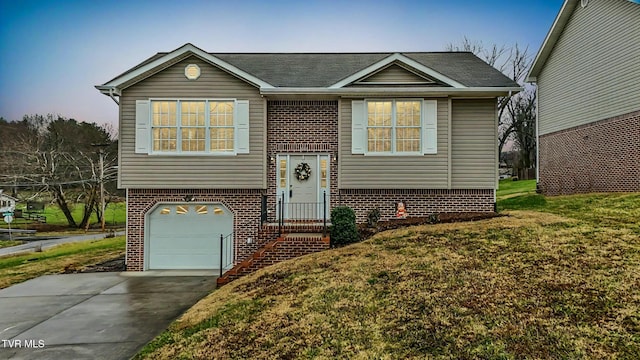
left=537, top=0, right=640, bottom=135
left=450, top=99, right=497, bottom=189
left=359, top=64, right=430, bottom=83
left=119, top=56, right=265, bottom=189
left=339, top=98, right=449, bottom=189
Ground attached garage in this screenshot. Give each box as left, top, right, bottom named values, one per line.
left=146, top=203, right=233, bottom=270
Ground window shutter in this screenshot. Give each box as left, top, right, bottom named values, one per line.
left=235, top=100, right=250, bottom=154
left=422, top=100, right=437, bottom=154
left=135, top=100, right=150, bottom=154
left=351, top=100, right=366, bottom=154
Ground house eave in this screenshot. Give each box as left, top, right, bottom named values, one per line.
left=95, top=85, right=121, bottom=96
left=260, top=87, right=522, bottom=97
left=527, top=0, right=578, bottom=82
left=97, top=43, right=275, bottom=92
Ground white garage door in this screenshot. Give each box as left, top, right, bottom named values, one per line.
left=147, top=203, right=233, bottom=270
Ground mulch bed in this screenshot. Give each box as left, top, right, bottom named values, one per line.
left=63, top=255, right=126, bottom=274
left=358, top=212, right=503, bottom=240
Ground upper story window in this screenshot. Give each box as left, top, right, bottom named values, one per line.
left=367, top=100, right=422, bottom=154
left=351, top=99, right=437, bottom=156
left=151, top=100, right=235, bottom=154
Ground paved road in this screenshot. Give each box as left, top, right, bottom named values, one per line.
left=0, top=272, right=217, bottom=360
left=0, top=231, right=125, bottom=257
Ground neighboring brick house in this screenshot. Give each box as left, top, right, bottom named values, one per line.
left=96, top=43, right=519, bottom=275
left=527, top=0, right=640, bottom=195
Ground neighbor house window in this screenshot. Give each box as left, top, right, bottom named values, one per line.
left=367, top=100, right=421, bottom=153
left=151, top=100, right=235, bottom=153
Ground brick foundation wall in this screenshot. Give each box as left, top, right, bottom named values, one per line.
left=338, top=189, right=495, bottom=223
left=126, top=188, right=263, bottom=271
left=266, top=100, right=339, bottom=213
left=539, top=110, right=640, bottom=195
left=246, top=236, right=329, bottom=272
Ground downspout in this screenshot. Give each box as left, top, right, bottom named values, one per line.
left=534, top=83, right=539, bottom=185
left=108, top=88, right=120, bottom=105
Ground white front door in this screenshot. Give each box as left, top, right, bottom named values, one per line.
left=276, top=154, right=330, bottom=220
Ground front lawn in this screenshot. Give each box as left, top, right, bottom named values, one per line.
left=137, top=191, right=640, bottom=359
left=497, top=178, right=537, bottom=200
left=0, top=202, right=126, bottom=229
left=0, top=236, right=125, bottom=289
left=0, top=240, right=23, bottom=249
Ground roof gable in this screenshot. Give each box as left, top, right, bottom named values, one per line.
left=528, top=0, right=640, bottom=82
left=357, top=63, right=438, bottom=84
left=329, top=53, right=466, bottom=88
left=99, top=43, right=274, bottom=93
left=527, top=0, right=579, bottom=81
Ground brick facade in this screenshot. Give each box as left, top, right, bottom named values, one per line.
left=338, top=189, right=495, bottom=223
left=126, top=188, right=264, bottom=271
left=125, top=99, right=497, bottom=273
left=539, top=110, right=640, bottom=195
left=219, top=235, right=330, bottom=284
left=266, top=100, right=339, bottom=214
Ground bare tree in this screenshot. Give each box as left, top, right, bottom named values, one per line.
left=446, top=38, right=535, bottom=159
left=509, top=89, right=537, bottom=169
left=0, top=115, right=116, bottom=228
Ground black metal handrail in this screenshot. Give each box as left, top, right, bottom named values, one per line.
left=277, top=191, right=328, bottom=237
left=218, top=195, right=269, bottom=277
left=219, top=193, right=329, bottom=278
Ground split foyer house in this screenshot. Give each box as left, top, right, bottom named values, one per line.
left=528, top=0, right=640, bottom=195
left=97, top=43, right=519, bottom=275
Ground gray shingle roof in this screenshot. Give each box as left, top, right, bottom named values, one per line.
left=108, top=49, right=519, bottom=88
left=214, top=52, right=518, bottom=88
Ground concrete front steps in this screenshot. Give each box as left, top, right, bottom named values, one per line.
left=217, top=232, right=330, bottom=286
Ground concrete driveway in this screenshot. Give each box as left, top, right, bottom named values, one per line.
left=0, top=272, right=217, bottom=360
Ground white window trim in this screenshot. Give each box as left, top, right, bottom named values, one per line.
left=364, top=99, right=424, bottom=156
left=148, top=98, right=238, bottom=156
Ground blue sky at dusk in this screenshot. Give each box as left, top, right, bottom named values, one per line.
left=0, top=0, right=564, bottom=127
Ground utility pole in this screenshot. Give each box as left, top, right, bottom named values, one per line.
left=99, top=148, right=105, bottom=232
left=91, top=143, right=110, bottom=232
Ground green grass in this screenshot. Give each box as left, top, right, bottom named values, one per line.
left=497, top=179, right=640, bottom=233
left=0, top=236, right=125, bottom=289
left=0, top=240, right=23, bottom=249
left=497, top=178, right=537, bottom=200
left=0, top=202, right=126, bottom=228
left=137, top=191, right=640, bottom=359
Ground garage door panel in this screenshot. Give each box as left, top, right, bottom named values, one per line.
left=147, top=203, right=233, bottom=270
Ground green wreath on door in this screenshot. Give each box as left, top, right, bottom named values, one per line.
left=295, top=162, right=312, bottom=181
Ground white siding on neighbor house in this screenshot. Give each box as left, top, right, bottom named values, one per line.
left=450, top=99, right=497, bottom=189
left=339, top=98, right=450, bottom=189
left=119, top=56, right=265, bottom=189
left=537, top=0, right=640, bottom=135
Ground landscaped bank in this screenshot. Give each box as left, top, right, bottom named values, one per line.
left=137, top=190, right=640, bottom=359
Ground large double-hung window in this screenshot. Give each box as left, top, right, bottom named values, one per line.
left=351, top=99, right=437, bottom=155
left=151, top=100, right=234, bottom=153
left=367, top=100, right=422, bottom=153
